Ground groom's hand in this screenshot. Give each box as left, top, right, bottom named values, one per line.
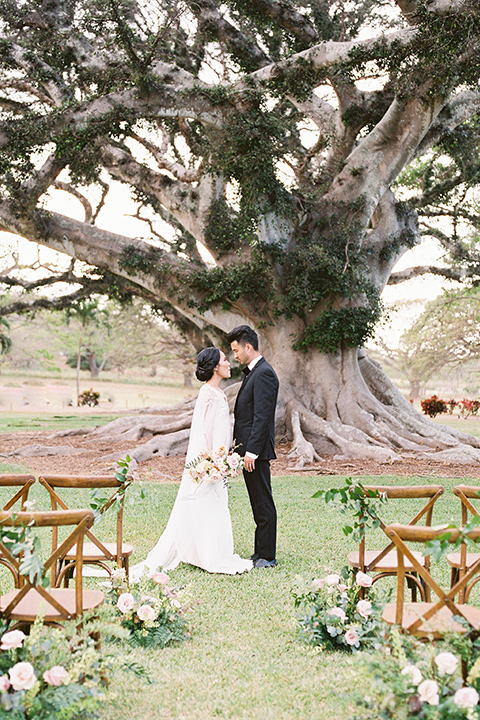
left=244, top=455, right=256, bottom=472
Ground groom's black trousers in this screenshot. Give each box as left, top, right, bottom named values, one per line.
left=243, top=460, right=277, bottom=561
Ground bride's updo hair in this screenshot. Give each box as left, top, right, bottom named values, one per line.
left=195, top=347, right=221, bottom=382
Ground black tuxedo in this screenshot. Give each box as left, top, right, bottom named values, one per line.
left=233, top=357, right=279, bottom=561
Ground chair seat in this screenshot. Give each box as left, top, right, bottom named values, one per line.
left=382, top=602, right=480, bottom=638
left=63, top=542, right=134, bottom=561
left=0, top=588, right=104, bottom=622
left=347, top=549, right=424, bottom=572
left=446, top=552, right=480, bottom=569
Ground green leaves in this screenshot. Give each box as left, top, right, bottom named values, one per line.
left=424, top=515, right=480, bottom=562
left=314, top=477, right=387, bottom=542
left=0, top=521, right=45, bottom=585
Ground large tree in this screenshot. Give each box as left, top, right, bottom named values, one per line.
left=1, top=0, right=480, bottom=463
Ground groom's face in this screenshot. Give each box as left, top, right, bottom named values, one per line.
left=230, top=340, right=251, bottom=365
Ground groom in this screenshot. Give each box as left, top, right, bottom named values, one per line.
left=226, top=325, right=279, bottom=569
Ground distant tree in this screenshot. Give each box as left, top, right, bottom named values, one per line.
left=65, top=299, right=110, bottom=404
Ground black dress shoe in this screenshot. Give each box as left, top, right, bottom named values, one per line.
left=250, top=553, right=260, bottom=562
left=253, top=558, right=277, bottom=569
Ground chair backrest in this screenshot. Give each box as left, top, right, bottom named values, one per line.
left=0, top=474, right=35, bottom=510
left=0, top=509, right=95, bottom=620
left=357, top=484, right=444, bottom=572
left=385, top=523, right=480, bottom=633
left=38, top=475, right=126, bottom=580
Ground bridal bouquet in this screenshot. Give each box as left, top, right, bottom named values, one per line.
left=186, top=446, right=244, bottom=486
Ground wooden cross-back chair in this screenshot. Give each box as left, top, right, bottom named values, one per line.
left=38, top=475, right=134, bottom=585
left=0, top=474, right=36, bottom=586
left=382, top=523, right=480, bottom=638
left=447, top=485, right=480, bottom=602
left=0, top=509, right=104, bottom=627
left=347, top=484, right=444, bottom=600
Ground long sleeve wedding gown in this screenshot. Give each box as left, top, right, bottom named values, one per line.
left=131, top=384, right=252, bottom=578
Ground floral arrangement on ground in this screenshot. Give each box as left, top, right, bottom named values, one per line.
left=0, top=614, right=129, bottom=719
left=108, top=568, right=193, bottom=649
left=354, top=627, right=480, bottom=719
left=292, top=566, right=385, bottom=652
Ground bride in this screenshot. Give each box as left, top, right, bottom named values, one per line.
left=131, top=347, right=252, bottom=578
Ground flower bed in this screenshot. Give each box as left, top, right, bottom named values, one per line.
left=292, top=567, right=385, bottom=652
left=108, top=569, right=193, bottom=649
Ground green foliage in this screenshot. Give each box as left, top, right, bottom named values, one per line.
left=293, top=304, right=382, bottom=353
left=78, top=388, right=100, bottom=407
left=0, top=521, right=45, bottom=585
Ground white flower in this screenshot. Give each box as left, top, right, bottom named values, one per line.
left=401, top=664, right=422, bottom=686
left=337, top=583, right=348, bottom=592
left=310, top=578, right=324, bottom=591
left=0, top=675, right=10, bottom=693
left=454, top=687, right=479, bottom=709
left=111, top=568, right=126, bottom=581
left=137, top=604, right=156, bottom=621
left=355, top=571, right=373, bottom=588
left=43, top=665, right=69, bottom=686
left=0, top=629, right=26, bottom=650
left=418, top=679, right=439, bottom=706
left=117, top=592, right=135, bottom=613
left=344, top=628, right=359, bottom=646
left=356, top=600, right=372, bottom=619
left=9, top=662, right=36, bottom=691
left=434, top=651, right=458, bottom=676
left=151, top=571, right=170, bottom=586
left=324, top=574, right=341, bottom=586
left=327, top=607, right=346, bottom=621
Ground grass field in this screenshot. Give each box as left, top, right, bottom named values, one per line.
left=0, top=468, right=475, bottom=719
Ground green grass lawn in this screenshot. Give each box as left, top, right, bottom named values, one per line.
left=0, top=412, right=121, bottom=433
left=0, top=469, right=476, bottom=719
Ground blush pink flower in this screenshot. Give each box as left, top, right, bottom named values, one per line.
left=0, top=675, right=10, bottom=693
left=454, top=687, right=479, bottom=709
left=137, top=604, right=156, bottom=621
left=0, top=630, right=26, bottom=650
left=117, top=592, right=135, bottom=613
left=327, top=607, right=346, bottom=621
left=43, top=665, right=68, bottom=687
left=151, top=571, right=170, bottom=586
left=401, top=664, right=422, bottom=686
left=311, top=578, right=324, bottom=591
left=337, top=583, right=348, bottom=592
left=344, top=628, right=359, bottom=646
left=418, top=679, right=439, bottom=706
left=325, top=574, right=341, bottom=586
left=356, top=600, right=372, bottom=618
left=9, top=662, right=36, bottom=691
left=434, top=651, right=458, bottom=676
left=355, top=571, right=373, bottom=588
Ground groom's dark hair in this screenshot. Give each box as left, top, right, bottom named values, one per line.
left=226, top=325, right=259, bottom=350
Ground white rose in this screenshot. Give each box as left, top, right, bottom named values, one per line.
left=137, top=604, right=156, bottom=621
left=117, top=592, right=135, bottom=613
left=434, top=651, right=458, bottom=676
left=401, top=664, right=422, bottom=686
left=327, top=607, right=346, bottom=621
left=310, top=578, right=324, bottom=591
left=325, top=574, right=341, bottom=586
left=9, top=662, right=36, bottom=691
left=0, top=630, right=26, bottom=650
left=356, top=600, right=372, bottom=619
left=418, top=679, right=439, bottom=706
left=454, top=687, right=479, bottom=709
left=344, top=628, right=359, bottom=646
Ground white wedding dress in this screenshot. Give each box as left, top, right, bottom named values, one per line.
left=131, top=384, right=252, bottom=578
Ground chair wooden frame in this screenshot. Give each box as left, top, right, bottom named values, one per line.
left=38, top=475, right=133, bottom=585
left=347, top=484, right=444, bottom=601
left=0, top=474, right=36, bottom=586
left=447, top=485, right=480, bottom=602
left=382, top=523, right=480, bottom=638
left=0, top=509, right=104, bottom=626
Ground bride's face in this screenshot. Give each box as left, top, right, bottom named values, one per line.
left=214, top=351, right=231, bottom=379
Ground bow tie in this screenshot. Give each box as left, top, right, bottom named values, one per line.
left=242, top=366, right=251, bottom=376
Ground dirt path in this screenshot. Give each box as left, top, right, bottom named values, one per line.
left=2, top=429, right=480, bottom=482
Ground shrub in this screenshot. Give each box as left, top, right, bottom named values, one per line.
left=78, top=389, right=100, bottom=407
left=458, top=399, right=480, bottom=418
left=420, top=395, right=448, bottom=418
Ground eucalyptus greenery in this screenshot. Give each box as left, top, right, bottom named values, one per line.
left=313, top=477, right=387, bottom=541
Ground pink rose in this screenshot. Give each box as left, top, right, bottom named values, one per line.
left=0, top=630, right=26, bottom=650
left=454, top=687, right=479, bottom=709
left=356, top=571, right=373, bottom=588
left=356, top=600, right=372, bottom=618
left=227, top=454, right=239, bottom=469
left=151, top=571, right=170, bottom=586
left=137, top=604, right=156, bottom=621
left=337, top=583, right=348, bottom=592
left=418, top=679, right=439, bottom=706
left=434, top=651, right=458, bottom=676
left=9, top=662, right=36, bottom=691
left=401, top=664, right=422, bottom=686
left=328, top=607, right=346, bottom=621
left=0, top=675, right=10, bottom=693
left=325, top=574, right=341, bottom=586
left=311, top=578, right=324, bottom=591
left=43, top=665, right=68, bottom=687
left=344, top=628, right=359, bottom=646
left=117, top=592, right=135, bottom=613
